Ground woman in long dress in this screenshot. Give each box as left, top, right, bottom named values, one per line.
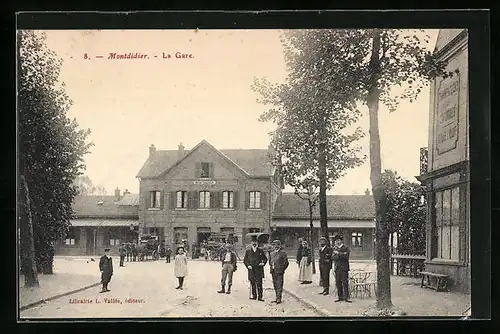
left=174, top=246, right=188, bottom=289
left=298, top=240, right=313, bottom=284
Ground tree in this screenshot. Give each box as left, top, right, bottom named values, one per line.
left=253, top=30, right=366, bottom=239
left=331, top=29, right=449, bottom=310
left=382, top=170, right=426, bottom=258
left=293, top=180, right=319, bottom=274
left=18, top=30, right=93, bottom=276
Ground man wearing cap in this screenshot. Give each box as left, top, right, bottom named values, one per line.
left=218, top=243, right=238, bottom=294
left=332, top=234, right=352, bottom=302
left=99, top=248, right=113, bottom=293
left=269, top=239, right=289, bottom=304
left=243, top=235, right=267, bottom=301
left=318, top=236, right=333, bottom=295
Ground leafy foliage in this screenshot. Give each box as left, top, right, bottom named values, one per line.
left=253, top=30, right=367, bottom=236
left=18, top=31, right=93, bottom=275
left=382, top=170, right=426, bottom=255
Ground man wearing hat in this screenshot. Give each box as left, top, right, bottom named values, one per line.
left=318, top=236, right=333, bottom=295
left=99, top=248, right=113, bottom=293
left=269, top=239, right=289, bottom=304
left=217, top=243, right=238, bottom=294
left=243, top=235, right=268, bottom=301
left=332, top=234, right=352, bottom=302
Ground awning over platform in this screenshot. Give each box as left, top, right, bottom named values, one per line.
left=273, top=220, right=375, bottom=229
left=70, top=219, right=139, bottom=227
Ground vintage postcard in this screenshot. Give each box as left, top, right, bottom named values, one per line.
left=17, top=14, right=476, bottom=320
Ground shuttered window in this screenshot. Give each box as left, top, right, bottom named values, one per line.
left=433, top=186, right=461, bottom=261
left=249, top=191, right=261, bottom=209
left=199, top=191, right=210, bottom=209
left=149, top=191, right=162, bottom=209
left=176, top=191, right=187, bottom=208
left=222, top=191, right=234, bottom=209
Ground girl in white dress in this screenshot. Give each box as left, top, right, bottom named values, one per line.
left=174, top=246, right=188, bottom=289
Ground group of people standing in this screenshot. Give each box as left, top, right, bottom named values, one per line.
left=297, top=235, right=352, bottom=303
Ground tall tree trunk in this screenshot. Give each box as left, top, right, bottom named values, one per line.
left=308, top=201, right=316, bottom=274
left=21, top=175, right=39, bottom=287
left=368, top=29, right=392, bottom=309
left=318, top=144, right=328, bottom=239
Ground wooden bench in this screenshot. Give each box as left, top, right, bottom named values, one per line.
left=420, top=271, right=450, bottom=292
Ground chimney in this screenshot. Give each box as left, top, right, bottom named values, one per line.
left=115, top=187, right=121, bottom=201
left=178, top=142, right=185, bottom=159
left=365, top=189, right=370, bottom=196
left=149, top=144, right=156, bottom=157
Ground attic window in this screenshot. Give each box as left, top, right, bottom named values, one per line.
left=97, top=200, right=104, bottom=205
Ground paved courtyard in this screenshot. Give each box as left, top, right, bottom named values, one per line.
left=20, top=257, right=320, bottom=318
left=20, top=257, right=471, bottom=319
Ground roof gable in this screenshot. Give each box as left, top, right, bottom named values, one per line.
left=434, top=29, right=467, bottom=53
left=272, top=193, right=375, bottom=220
left=158, top=140, right=249, bottom=179
left=136, top=140, right=275, bottom=179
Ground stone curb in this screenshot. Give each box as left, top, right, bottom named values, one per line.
left=20, top=282, right=101, bottom=312
left=282, top=288, right=332, bottom=317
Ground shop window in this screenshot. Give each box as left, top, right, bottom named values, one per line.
left=65, top=227, right=78, bottom=245
left=433, top=186, right=461, bottom=261
left=106, top=228, right=121, bottom=246
left=351, top=232, right=363, bottom=248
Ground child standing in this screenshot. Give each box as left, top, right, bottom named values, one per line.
left=174, top=246, right=188, bottom=289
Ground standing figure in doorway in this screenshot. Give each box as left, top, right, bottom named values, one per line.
left=332, top=234, right=352, bottom=303
left=243, top=235, right=267, bottom=301
left=119, top=243, right=126, bottom=267
left=165, top=246, right=172, bottom=263
left=99, top=248, right=113, bottom=293
left=318, top=236, right=333, bottom=295
left=174, top=246, right=188, bottom=289
left=298, top=240, right=313, bottom=284
left=269, top=239, right=289, bottom=304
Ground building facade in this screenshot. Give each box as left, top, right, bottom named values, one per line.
left=417, top=29, right=470, bottom=293
left=272, top=192, right=376, bottom=259
left=55, top=190, right=140, bottom=256
left=136, top=140, right=283, bottom=248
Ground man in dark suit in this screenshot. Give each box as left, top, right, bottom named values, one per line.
left=218, top=243, right=238, bottom=294
left=99, top=248, right=113, bottom=293
left=243, top=235, right=268, bottom=301
left=318, top=236, right=333, bottom=295
left=332, top=234, right=352, bottom=302
left=269, top=239, right=289, bottom=304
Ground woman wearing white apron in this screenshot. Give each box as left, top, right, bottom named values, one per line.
left=298, top=240, right=313, bottom=284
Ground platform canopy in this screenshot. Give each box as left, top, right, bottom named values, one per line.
left=70, top=219, right=139, bottom=227
left=273, top=219, right=375, bottom=229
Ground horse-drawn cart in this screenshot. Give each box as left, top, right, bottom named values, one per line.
left=136, top=234, right=160, bottom=261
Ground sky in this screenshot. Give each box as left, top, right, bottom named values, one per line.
left=41, top=29, right=439, bottom=195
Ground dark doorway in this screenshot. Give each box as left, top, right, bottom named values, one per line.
left=197, top=232, right=211, bottom=245
left=86, top=227, right=96, bottom=255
